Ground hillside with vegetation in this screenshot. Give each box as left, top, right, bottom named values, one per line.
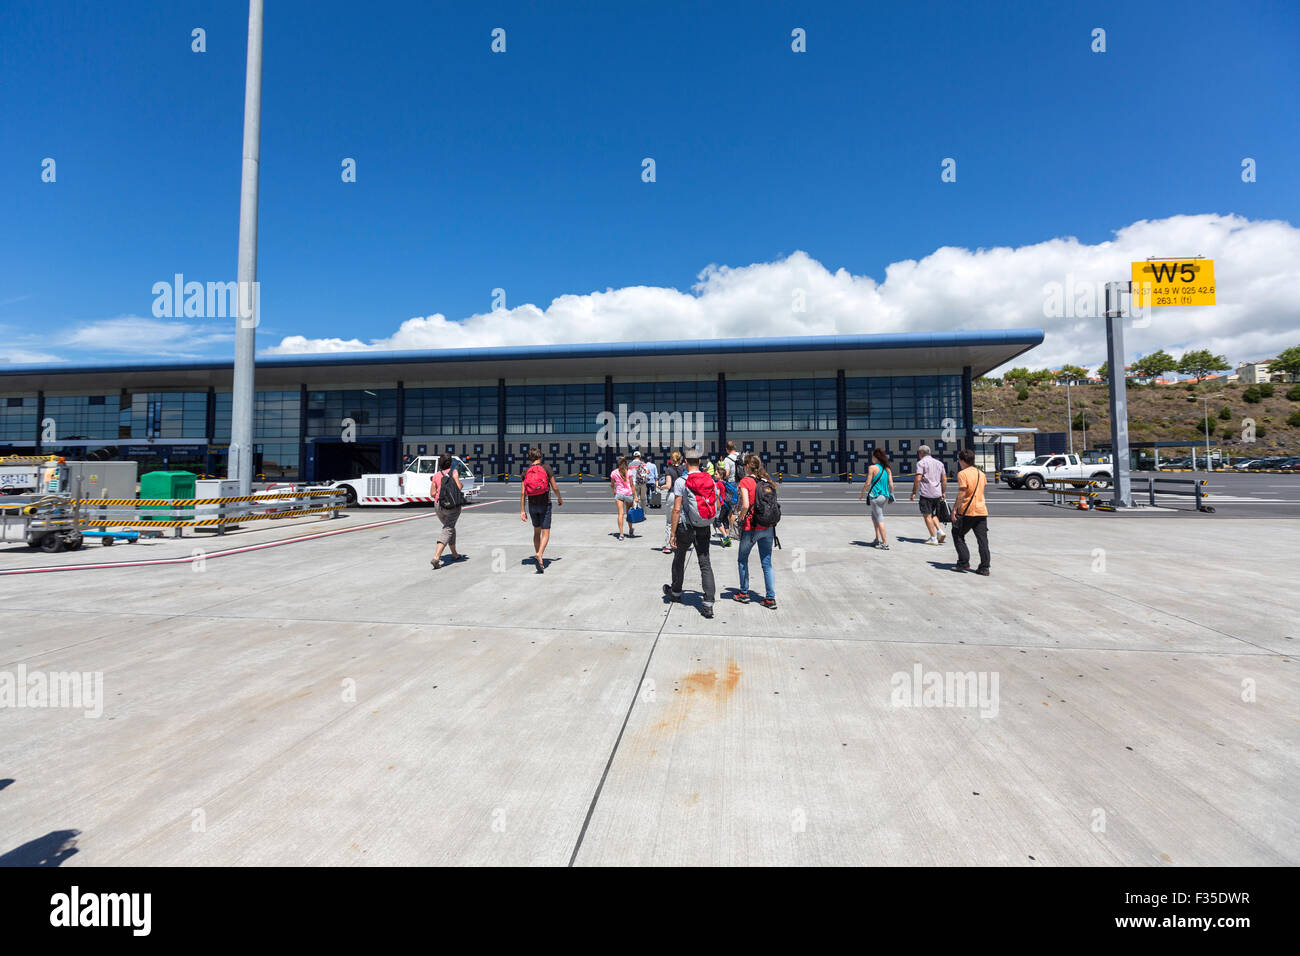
left=974, top=378, right=1300, bottom=456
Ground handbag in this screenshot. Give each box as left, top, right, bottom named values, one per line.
left=937, top=497, right=952, bottom=525
left=627, top=505, right=646, bottom=524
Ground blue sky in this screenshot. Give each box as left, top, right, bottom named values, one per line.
left=1, top=0, right=1297, bottom=368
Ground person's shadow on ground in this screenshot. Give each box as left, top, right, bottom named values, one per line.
left=518, top=557, right=561, bottom=571
left=927, top=560, right=966, bottom=572
left=0, top=829, right=81, bottom=867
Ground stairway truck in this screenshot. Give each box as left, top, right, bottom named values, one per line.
left=326, top=455, right=482, bottom=506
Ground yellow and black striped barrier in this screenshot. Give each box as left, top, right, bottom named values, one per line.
left=80, top=505, right=342, bottom=529
left=76, top=490, right=343, bottom=507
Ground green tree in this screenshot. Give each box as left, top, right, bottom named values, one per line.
left=1096, top=361, right=1109, bottom=382
left=1004, top=367, right=1032, bottom=387
left=1243, top=386, right=1262, bottom=404
left=1176, top=349, right=1230, bottom=382
left=1258, top=383, right=1275, bottom=398
left=1270, top=345, right=1300, bottom=379
left=1287, top=385, right=1300, bottom=402
left=1016, top=387, right=1029, bottom=402
left=1131, top=349, right=1178, bottom=381
left=1029, top=368, right=1056, bottom=387
left=1288, top=410, right=1300, bottom=427
left=1058, top=364, right=1088, bottom=383
left=1218, top=405, right=1232, bottom=420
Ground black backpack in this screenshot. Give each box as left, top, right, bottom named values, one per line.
left=750, top=477, right=781, bottom=527
left=437, top=469, right=466, bottom=510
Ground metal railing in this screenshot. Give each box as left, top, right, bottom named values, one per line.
left=1131, top=476, right=1213, bottom=512
left=1040, top=477, right=1103, bottom=508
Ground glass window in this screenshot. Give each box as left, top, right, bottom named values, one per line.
left=611, top=380, right=719, bottom=436
left=42, top=394, right=125, bottom=441
left=506, top=383, right=605, bottom=435
left=727, top=378, right=836, bottom=432
left=405, top=386, right=498, bottom=436
left=844, top=374, right=964, bottom=431
left=0, top=394, right=37, bottom=442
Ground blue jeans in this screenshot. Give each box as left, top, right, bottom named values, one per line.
left=737, top=527, right=775, bottom=600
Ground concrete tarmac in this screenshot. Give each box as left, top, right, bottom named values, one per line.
left=1, top=505, right=1296, bottom=866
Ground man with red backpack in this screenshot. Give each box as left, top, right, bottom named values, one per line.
left=664, top=446, right=718, bottom=618
left=519, top=447, right=563, bottom=573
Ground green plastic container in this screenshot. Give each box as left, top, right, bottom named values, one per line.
left=139, top=470, right=196, bottom=520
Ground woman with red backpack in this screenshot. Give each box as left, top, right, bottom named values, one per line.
left=731, top=454, right=780, bottom=608
left=520, top=447, right=563, bottom=572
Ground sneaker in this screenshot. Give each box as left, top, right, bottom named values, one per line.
left=761, top=598, right=777, bottom=609
left=662, top=584, right=680, bottom=602
left=879, top=543, right=890, bottom=551
left=974, top=568, right=990, bottom=577
left=701, top=604, right=714, bottom=619
left=952, top=564, right=970, bottom=573
left=661, top=546, right=672, bottom=554
left=927, top=537, right=939, bottom=546
left=938, top=531, right=947, bottom=543
left=733, top=591, right=750, bottom=604
left=430, top=558, right=442, bottom=570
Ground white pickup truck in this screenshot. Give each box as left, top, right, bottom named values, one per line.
left=999, top=453, right=1112, bottom=490
left=328, top=455, right=482, bottom=506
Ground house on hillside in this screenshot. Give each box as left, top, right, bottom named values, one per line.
left=1237, top=360, right=1296, bottom=384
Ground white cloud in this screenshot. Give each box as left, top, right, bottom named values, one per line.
left=57, top=316, right=234, bottom=359
left=0, top=346, right=65, bottom=365
left=267, top=213, right=1300, bottom=375
left=15, top=215, right=1297, bottom=373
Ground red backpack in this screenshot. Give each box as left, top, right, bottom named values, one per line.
left=682, top=471, right=719, bottom=527
left=523, top=464, right=549, bottom=496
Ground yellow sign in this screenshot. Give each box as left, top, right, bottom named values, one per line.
left=1131, top=259, right=1215, bottom=307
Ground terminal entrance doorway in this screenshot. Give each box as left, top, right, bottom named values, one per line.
left=305, top=439, right=396, bottom=482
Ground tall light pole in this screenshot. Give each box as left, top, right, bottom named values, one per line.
left=1202, top=395, right=1213, bottom=472
left=1065, top=378, right=1073, bottom=456
left=229, top=0, right=264, bottom=495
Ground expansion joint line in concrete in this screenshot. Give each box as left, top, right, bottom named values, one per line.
left=566, top=546, right=694, bottom=865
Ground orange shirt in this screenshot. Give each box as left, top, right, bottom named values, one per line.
left=956, top=466, right=988, bottom=517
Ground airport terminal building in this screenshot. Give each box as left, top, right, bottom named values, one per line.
left=0, top=330, right=1042, bottom=482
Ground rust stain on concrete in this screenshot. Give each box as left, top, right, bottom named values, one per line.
left=650, top=658, right=742, bottom=734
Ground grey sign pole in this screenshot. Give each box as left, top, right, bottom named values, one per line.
left=229, top=0, right=264, bottom=496
left=1104, top=281, right=1133, bottom=507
